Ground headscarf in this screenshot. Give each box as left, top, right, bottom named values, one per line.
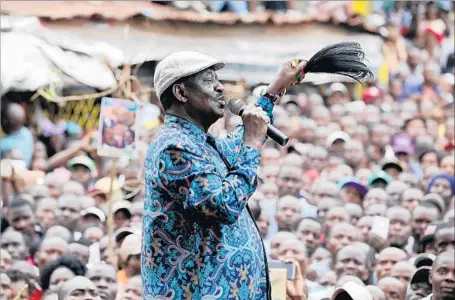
left=426, top=173, right=455, bottom=196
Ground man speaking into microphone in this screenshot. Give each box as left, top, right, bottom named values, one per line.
left=142, top=51, right=306, bottom=299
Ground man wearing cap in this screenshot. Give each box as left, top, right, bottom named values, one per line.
left=143, top=51, right=305, bottom=299
left=406, top=266, right=432, bottom=300
left=67, top=156, right=97, bottom=189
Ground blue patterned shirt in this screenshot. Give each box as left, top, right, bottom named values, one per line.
left=142, top=97, right=274, bottom=300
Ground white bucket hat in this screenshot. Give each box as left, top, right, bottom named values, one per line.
left=154, top=51, right=225, bottom=100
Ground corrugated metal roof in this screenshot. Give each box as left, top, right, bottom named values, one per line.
left=0, top=0, right=335, bottom=25
left=0, top=1, right=156, bottom=21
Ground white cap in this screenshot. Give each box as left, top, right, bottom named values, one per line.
left=326, top=131, right=351, bottom=147
left=154, top=51, right=225, bottom=100
left=331, top=282, right=373, bottom=300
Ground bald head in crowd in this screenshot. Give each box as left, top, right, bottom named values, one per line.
left=4, top=103, right=26, bottom=133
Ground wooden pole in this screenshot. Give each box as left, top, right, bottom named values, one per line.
left=106, top=159, right=117, bottom=256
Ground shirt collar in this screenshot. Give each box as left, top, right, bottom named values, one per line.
left=165, top=114, right=209, bottom=144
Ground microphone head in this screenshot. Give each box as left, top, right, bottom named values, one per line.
left=227, top=98, right=245, bottom=116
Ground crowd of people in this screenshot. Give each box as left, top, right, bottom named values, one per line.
left=0, top=1, right=454, bottom=300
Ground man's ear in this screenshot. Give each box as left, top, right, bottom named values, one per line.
left=172, top=83, right=187, bottom=103
left=429, top=272, right=433, bottom=285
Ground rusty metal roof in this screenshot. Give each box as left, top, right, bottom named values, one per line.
left=0, top=0, right=319, bottom=24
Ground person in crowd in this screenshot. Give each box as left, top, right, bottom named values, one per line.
left=378, top=276, right=406, bottom=300
left=86, top=264, right=117, bottom=300
left=376, top=247, right=408, bottom=280
left=0, top=102, right=34, bottom=167
left=57, top=276, right=101, bottom=300
left=39, top=255, right=86, bottom=294
left=390, top=261, right=416, bottom=287
left=296, top=218, right=322, bottom=257
left=0, top=230, right=29, bottom=261
left=423, top=250, right=454, bottom=300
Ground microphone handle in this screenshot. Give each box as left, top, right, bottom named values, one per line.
left=266, top=124, right=289, bottom=146
left=238, top=107, right=290, bottom=146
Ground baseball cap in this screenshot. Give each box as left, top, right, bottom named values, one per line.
left=413, top=253, right=436, bottom=268
left=331, top=282, right=372, bottom=300
left=81, top=207, right=106, bottom=223
left=381, top=159, right=403, bottom=173
left=392, top=134, right=415, bottom=155
left=119, top=233, right=141, bottom=262
left=338, top=177, right=369, bottom=199
left=326, top=131, right=351, bottom=148
left=112, top=200, right=132, bottom=218
left=368, top=171, right=393, bottom=187
left=410, top=266, right=431, bottom=285
left=67, top=156, right=96, bottom=176
left=326, top=83, right=348, bottom=97
left=154, top=51, right=225, bottom=100
left=115, top=227, right=135, bottom=244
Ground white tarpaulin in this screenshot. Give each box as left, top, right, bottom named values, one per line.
left=1, top=29, right=118, bottom=96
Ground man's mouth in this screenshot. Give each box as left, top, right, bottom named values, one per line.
left=217, top=95, right=225, bottom=106
left=440, top=286, right=454, bottom=294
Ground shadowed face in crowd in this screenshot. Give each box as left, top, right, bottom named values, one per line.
left=378, top=277, right=406, bottom=300
left=36, top=198, right=58, bottom=230
left=124, top=276, right=142, bottom=300
left=386, top=206, right=412, bottom=248
left=276, top=239, right=308, bottom=275
left=430, top=178, right=453, bottom=201
left=58, top=276, right=101, bottom=300
left=357, top=216, right=374, bottom=242
left=401, top=188, right=424, bottom=211
left=275, top=196, right=301, bottom=231
left=57, top=194, right=82, bottom=231
left=36, top=237, right=69, bottom=267
left=277, top=166, right=302, bottom=198
left=323, top=206, right=350, bottom=234
left=296, top=219, right=321, bottom=255
left=50, top=267, right=76, bottom=292
left=434, top=227, right=455, bottom=254
left=334, top=244, right=369, bottom=282
left=86, top=264, right=117, bottom=300
left=0, top=230, right=28, bottom=260
left=7, top=204, right=36, bottom=238
left=270, top=232, right=296, bottom=260
left=376, top=247, right=407, bottom=280
left=390, top=261, right=416, bottom=287
left=327, top=222, right=360, bottom=256
left=411, top=206, right=439, bottom=239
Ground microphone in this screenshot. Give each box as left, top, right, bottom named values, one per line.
left=227, top=98, right=290, bottom=146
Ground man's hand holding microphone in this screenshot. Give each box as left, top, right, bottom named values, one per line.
left=232, top=60, right=307, bottom=149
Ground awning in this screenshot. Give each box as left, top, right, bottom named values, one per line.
left=1, top=29, right=118, bottom=96
left=33, top=20, right=384, bottom=84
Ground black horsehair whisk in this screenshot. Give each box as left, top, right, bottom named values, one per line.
left=303, top=41, right=374, bottom=82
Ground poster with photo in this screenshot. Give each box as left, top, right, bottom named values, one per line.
left=97, top=97, right=139, bottom=158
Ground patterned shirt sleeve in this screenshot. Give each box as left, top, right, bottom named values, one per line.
left=159, top=145, right=261, bottom=224
left=256, top=96, right=275, bottom=125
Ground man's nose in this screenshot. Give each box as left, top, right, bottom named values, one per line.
left=17, top=220, right=27, bottom=230
left=215, top=82, right=224, bottom=93
left=97, top=279, right=108, bottom=289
